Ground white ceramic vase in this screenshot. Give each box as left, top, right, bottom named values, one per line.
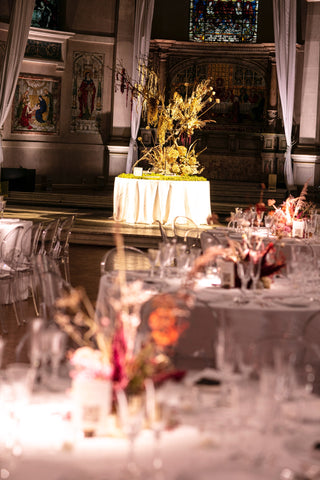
left=72, top=377, right=112, bottom=437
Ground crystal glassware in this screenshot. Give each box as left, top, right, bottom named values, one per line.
left=234, top=260, right=252, bottom=304
left=117, top=389, right=146, bottom=479
left=147, top=248, right=160, bottom=278
left=249, top=251, right=262, bottom=295
left=145, top=379, right=166, bottom=479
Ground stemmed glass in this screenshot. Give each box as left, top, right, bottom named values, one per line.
left=117, top=389, right=146, bottom=479
left=234, top=260, right=252, bottom=304
left=256, top=209, right=265, bottom=229
left=145, top=379, right=166, bottom=479
left=147, top=248, right=160, bottom=279
left=249, top=251, right=262, bottom=295
left=264, top=214, right=273, bottom=237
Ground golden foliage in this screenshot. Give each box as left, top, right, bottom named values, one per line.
left=115, top=63, right=218, bottom=175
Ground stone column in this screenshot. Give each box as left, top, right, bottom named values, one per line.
left=267, top=57, right=278, bottom=129
left=292, top=0, right=320, bottom=186
left=159, top=51, right=168, bottom=93
left=107, top=0, right=135, bottom=177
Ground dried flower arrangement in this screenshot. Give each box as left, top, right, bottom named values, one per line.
left=267, top=182, right=316, bottom=237
left=54, top=279, right=192, bottom=395
left=115, top=63, right=219, bottom=176
left=187, top=234, right=285, bottom=289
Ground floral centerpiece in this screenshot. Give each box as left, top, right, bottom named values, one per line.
left=54, top=282, right=192, bottom=397
left=187, top=234, right=285, bottom=289
left=267, top=182, right=316, bottom=238
left=115, top=63, right=219, bottom=176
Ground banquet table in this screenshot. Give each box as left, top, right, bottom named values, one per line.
left=113, top=176, right=212, bottom=225
left=95, top=270, right=320, bottom=371
left=3, top=376, right=320, bottom=480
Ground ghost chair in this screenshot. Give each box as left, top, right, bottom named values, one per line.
left=173, top=216, right=197, bottom=244
left=52, top=215, right=76, bottom=284
left=0, top=225, right=24, bottom=333
left=100, top=246, right=151, bottom=276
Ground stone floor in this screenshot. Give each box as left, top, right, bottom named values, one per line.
left=1, top=243, right=115, bottom=367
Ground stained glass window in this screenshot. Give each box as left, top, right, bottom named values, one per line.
left=189, top=0, right=259, bottom=43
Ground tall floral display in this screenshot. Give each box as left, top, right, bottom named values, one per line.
left=115, top=64, right=219, bottom=176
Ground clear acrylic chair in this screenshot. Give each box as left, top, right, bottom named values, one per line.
left=52, top=215, right=75, bottom=284
left=173, top=216, right=197, bottom=243
left=200, top=230, right=229, bottom=251
left=156, top=220, right=168, bottom=242
left=100, top=246, right=150, bottom=275
left=38, top=219, right=60, bottom=256
left=16, top=222, right=43, bottom=319
left=0, top=225, right=24, bottom=332
left=32, top=254, right=65, bottom=322
left=185, top=228, right=202, bottom=251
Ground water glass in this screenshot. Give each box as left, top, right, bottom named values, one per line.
left=249, top=252, right=262, bottom=294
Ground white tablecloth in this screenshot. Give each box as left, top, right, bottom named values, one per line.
left=113, top=177, right=212, bottom=225
left=5, top=382, right=320, bottom=480
left=95, top=270, right=320, bottom=372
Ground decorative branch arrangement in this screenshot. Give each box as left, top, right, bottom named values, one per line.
left=114, top=63, right=220, bottom=175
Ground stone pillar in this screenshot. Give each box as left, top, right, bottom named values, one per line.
left=107, top=0, right=135, bottom=177
left=293, top=0, right=320, bottom=186
left=267, top=58, right=278, bottom=128
left=159, top=51, right=168, bottom=93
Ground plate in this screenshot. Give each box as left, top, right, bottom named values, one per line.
left=273, top=296, right=313, bottom=308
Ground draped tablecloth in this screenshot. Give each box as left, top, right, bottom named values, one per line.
left=95, top=270, right=320, bottom=371
left=113, top=177, right=212, bottom=225
left=6, top=383, right=320, bottom=480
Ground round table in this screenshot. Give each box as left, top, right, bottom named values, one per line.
left=113, top=177, right=212, bottom=225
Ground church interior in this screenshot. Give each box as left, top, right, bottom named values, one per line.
left=0, top=0, right=318, bottom=328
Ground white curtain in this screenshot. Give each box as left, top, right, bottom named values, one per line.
left=273, top=0, right=296, bottom=189
left=126, top=0, right=155, bottom=173
left=0, top=0, right=35, bottom=166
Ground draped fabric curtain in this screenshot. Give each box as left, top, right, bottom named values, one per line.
left=125, top=0, right=155, bottom=173
left=0, top=0, right=35, bottom=166
left=273, top=0, right=296, bottom=189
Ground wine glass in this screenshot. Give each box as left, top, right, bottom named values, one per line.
left=147, top=248, right=160, bottom=279
left=145, top=379, right=168, bottom=479
left=264, top=214, right=273, bottom=237
left=249, top=252, right=262, bottom=295
left=234, top=260, right=252, bottom=304
left=256, top=210, right=265, bottom=229
left=117, top=389, right=146, bottom=479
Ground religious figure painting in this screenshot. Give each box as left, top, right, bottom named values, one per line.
left=12, top=75, right=60, bottom=134
left=71, top=52, right=104, bottom=133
